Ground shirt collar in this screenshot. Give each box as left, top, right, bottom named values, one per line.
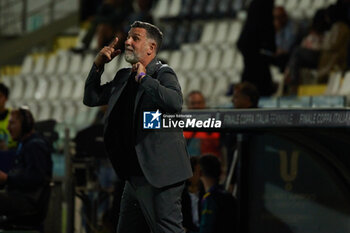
left=145, top=57, right=161, bottom=76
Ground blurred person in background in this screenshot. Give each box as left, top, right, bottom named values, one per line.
left=79, top=0, right=133, bottom=51
left=184, top=91, right=220, bottom=158
left=221, top=82, right=260, bottom=196
left=285, top=4, right=350, bottom=92
left=317, top=4, right=350, bottom=81
left=0, top=108, right=52, bottom=226
left=283, top=9, right=328, bottom=93
left=182, top=157, right=204, bottom=233
left=0, top=84, right=17, bottom=175
left=271, top=6, right=299, bottom=72
left=0, top=83, right=15, bottom=150
left=232, top=82, right=259, bottom=109
left=237, top=0, right=276, bottom=96
left=198, top=155, right=237, bottom=233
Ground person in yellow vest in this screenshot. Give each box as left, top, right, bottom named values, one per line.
left=0, top=83, right=15, bottom=150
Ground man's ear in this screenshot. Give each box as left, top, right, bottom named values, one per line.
left=147, top=41, right=156, bottom=55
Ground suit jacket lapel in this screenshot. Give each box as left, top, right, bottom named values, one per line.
left=105, top=70, right=131, bottom=120
left=133, top=58, right=160, bottom=114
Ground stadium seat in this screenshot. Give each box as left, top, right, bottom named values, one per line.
left=275, top=0, right=286, bottom=7
left=204, top=0, right=217, bottom=18
left=298, top=0, right=312, bottom=10
left=200, top=21, right=216, bottom=44
left=180, top=49, right=196, bottom=71
left=68, top=53, right=83, bottom=74
left=44, top=54, right=58, bottom=75
left=207, top=49, right=222, bottom=70
left=56, top=51, right=70, bottom=75
left=1, top=76, right=12, bottom=90
left=34, top=77, right=49, bottom=100
left=325, top=72, right=342, bottom=95
left=50, top=101, right=65, bottom=122
left=312, top=0, right=326, bottom=10
left=187, top=22, right=202, bottom=43
left=179, top=0, right=193, bottom=18
left=174, top=24, right=189, bottom=49
left=233, top=52, right=243, bottom=72
left=152, top=0, right=170, bottom=19
left=193, top=49, right=208, bottom=71
left=338, top=71, right=350, bottom=96
left=186, top=75, right=202, bottom=96
left=168, top=50, right=183, bottom=71
left=37, top=101, right=52, bottom=121
left=192, top=0, right=206, bottom=18
left=63, top=101, right=78, bottom=125
left=21, top=55, right=34, bottom=75
left=60, top=77, right=74, bottom=99
left=285, top=0, right=299, bottom=12
left=33, top=55, right=46, bottom=75
left=201, top=76, right=215, bottom=99
left=161, top=24, right=177, bottom=49
left=158, top=50, right=170, bottom=63
left=221, top=48, right=236, bottom=70
left=177, top=72, right=187, bottom=96
left=22, top=76, right=37, bottom=100
left=47, top=77, right=62, bottom=100
left=214, top=20, right=230, bottom=43
left=10, top=76, right=24, bottom=100
left=168, top=0, right=182, bottom=18
left=217, top=0, right=233, bottom=17
left=227, top=20, right=242, bottom=44
left=81, top=53, right=95, bottom=75
left=212, top=73, right=229, bottom=99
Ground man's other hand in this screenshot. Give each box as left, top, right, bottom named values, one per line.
left=94, top=37, right=122, bottom=68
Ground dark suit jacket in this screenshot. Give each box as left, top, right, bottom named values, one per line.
left=83, top=58, right=193, bottom=188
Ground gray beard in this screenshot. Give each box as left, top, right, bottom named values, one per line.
left=124, top=52, right=138, bottom=64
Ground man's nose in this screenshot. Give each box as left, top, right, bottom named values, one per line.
left=125, top=38, right=132, bottom=46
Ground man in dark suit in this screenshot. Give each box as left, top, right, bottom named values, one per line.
left=83, top=21, right=193, bottom=233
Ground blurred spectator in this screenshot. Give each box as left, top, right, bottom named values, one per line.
left=222, top=82, right=259, bottom=196
left=0, top=83, right=15, bottom=150
left=80, top=0, right=133, bottom=51
left=285, top=4, right=350, bottom=90
left=184, top=91, right=220, bottom=158
left=318, top=4, right=350, bottom=81
left=271, top=6, right=299, bottom=72
left=300, top=9, right=327, bottom=51
left=237, top=0, right=276, bottom=96
left=186, top=90, right=206, bottom=110
left=182, top=157, right=204, bottom=233
left=232, top=82, right=259, bottom=109
left=198, top=155, right=237, bottom=233
left=80, top=0, right=103, bottom=22
left=0, top=108, right=52, bottom=226
left=124, top=0, right=154, bottom=30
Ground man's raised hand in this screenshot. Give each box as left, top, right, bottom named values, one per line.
left=94, top=37, right=122, bottom=69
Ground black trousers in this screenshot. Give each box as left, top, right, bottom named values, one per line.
left=117, top=176, right=185, bottom=233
